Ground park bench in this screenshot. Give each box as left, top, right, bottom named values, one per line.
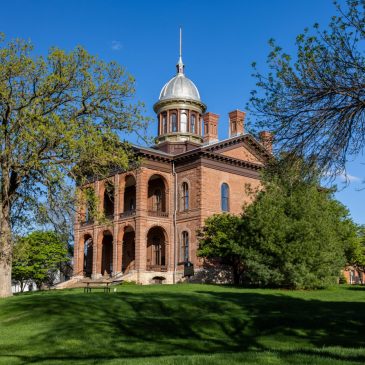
left=83, top=280, right=112, bottom=293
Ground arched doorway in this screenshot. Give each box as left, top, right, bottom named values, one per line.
left=83, top=234, right=93, bottom=277
left=147, top=226, right=167, bottom=271
left=122, top=226, right=135, bottom=274
left=101, top=231, right=113, bottom=276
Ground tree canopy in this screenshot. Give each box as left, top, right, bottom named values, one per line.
left=0, top=35, right=147, bottom=297
left=249, top=0, right=365, bottom=177
left=12, top=231, right=69, bottom=291
left=198, top=159, right=358, bottom=289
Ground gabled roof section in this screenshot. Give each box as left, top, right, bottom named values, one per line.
left=201, top=134, right=272, bottom=163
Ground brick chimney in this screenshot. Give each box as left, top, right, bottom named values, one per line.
left=229, top=110, right=245, bottom=137
left=203, top=112, right=219, bottom=144
left=259, top=131, right=273, bottom=153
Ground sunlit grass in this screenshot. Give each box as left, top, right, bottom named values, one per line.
left=0, top=284, right=364, bottom=364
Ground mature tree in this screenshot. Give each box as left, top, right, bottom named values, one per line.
left=197, top=214, right=243, bottom=285
left=249, top=0, right=365, bottom=177
left=198, top=159, right=358, bottom=289
left=239, top=162, right=358, bottom=289
left=0, top=35, right=147, bottom=297
left=12, top=231, right=69, bottom=291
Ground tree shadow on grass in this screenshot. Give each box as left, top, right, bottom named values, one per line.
left=0, top=287, right=365, bottom=364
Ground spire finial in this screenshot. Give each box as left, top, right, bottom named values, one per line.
left=179, top=27, right=182, bottom=59
left=177, top=27, right=184, bottom=74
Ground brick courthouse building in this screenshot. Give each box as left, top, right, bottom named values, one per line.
left=72, top=48, right=273, bottom=284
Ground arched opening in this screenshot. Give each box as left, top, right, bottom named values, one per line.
left=123, top=175, right=136, bottom=216
left=221, top=183, right=230, bottom=212
left=180, top=182, right=189, bottom=211
left=83, top=188, right=95, bottom=224
left=83, top=235, right=93, bottom=277
left=103, top=182, right=114, bottom=219
left=148, top=175, right=168, bottom=217
left=122, top=226, right=135, bottom=274
left=147, top=226, right=167, bottom=271
left=101, top=231, right=113, bottom=276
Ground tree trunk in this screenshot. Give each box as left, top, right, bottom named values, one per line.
left=0, top=203, right=13, bottom=297
left=232, top=257, right=242, bottom=286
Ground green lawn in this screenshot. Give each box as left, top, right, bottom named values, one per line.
left=0, top=284, right=365, bottom=365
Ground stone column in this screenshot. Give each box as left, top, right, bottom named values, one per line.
left=117, top=226, right=124, bottom=274
left=118, top=174, right=125, bottom=215
left=112, top=174, right=119, bottom=275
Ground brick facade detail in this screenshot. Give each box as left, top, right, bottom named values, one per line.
left=73, top=131, right=271, bottom=285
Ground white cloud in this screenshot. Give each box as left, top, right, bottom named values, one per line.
left=111, top=40, right=122, bottom=51
left=338, top=173, right=361, bottom=183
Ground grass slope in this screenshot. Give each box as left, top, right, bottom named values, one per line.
left=0, top=284, right=365, bottom=365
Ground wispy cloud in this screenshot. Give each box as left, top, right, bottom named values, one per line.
left=338, top=173, right=361, bottom=183
left=111, top=40, right=122, bottom=51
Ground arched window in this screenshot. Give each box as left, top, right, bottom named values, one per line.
left=162, top=113, right=167, bottom=134
left=103, top=182, right=114, bottom=218
left=180, top=231, right=189, bottom=262
left=170, top=113, right=177, bottom=132
left=180, top=182, right=189, bottom=211
left=221, top=183, right=230, bottom=212
left=190, top=114, right=196, bottom=133
left=181, top=112, right=187, bottom=132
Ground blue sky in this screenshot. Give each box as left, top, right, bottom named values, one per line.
left=2, top=0, right=364, bottom=224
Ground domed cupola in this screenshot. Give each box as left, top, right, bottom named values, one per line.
left=153, top=29, right=206, bottom=146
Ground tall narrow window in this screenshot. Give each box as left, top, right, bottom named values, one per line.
left=180, top=231, right=189, bottom=262
left=181, top=112, right=187, bottom=132
left=171, top=113, right=177, bottom=132
left=190, top=114, right=196, bottom=133
left=162, top=113, right=167, bottom=134
left=181, top=182, right=189, bottom=211
left=221, top=183, right=230, bottom=212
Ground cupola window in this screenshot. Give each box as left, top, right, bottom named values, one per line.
left=162, top=113, right=167, bottom=134
left=171, top=113, right=177, bottom=132
left=181, top=111, right=187, bottom=132
left=190, top=114, right=196, bottom=133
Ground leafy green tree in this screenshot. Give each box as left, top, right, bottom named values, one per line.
left=240, top=165, right=357, bottom=289
left=249, top=0, right=365, bottom=177
left=197, top=214, right=243, bottom=285
left=198, top=159, right=358, bottom=289
left=345, top=225, right=365, bottom=281
left=12, top=231, right=69, bottom=291
left=0, top=35, right=147, bottom=297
